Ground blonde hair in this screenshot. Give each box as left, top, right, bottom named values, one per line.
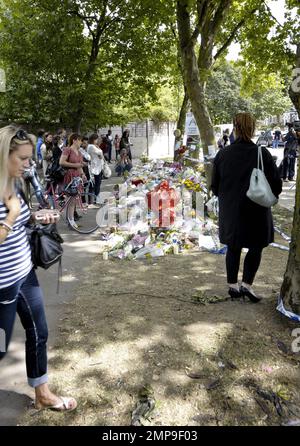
left=233, top=113, right=256, bottom=142
left=0, top=125, right=36, bottom=201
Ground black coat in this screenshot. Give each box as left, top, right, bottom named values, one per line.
left=211, top=140, right=282, bottom=249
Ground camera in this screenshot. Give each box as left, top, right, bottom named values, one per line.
left=293, top=120, right=300, bottom=131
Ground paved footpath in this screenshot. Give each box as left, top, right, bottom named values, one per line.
left=0, top=166, right=296, bottom=425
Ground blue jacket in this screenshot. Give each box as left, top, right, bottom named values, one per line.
left=36, top=137, right=43, bottom=160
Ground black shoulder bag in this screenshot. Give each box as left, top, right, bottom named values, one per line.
left=19, top=186, right=64, bottom=292
left=26, top=223, right=64, bottom=270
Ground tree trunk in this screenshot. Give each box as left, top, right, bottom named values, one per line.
left=176, top=0, right=217, bottom=162
left=176, top=5, right=215, bottom=186
left=72, top=103, right=84, bottom=133
left=176, top=87, right=189, bottom=136
left=177, top=39, right=216, bottom=157
left=281, top=43, right=300, bottom=313
left=280, top=160, right=300, bottom=314
left=70, top=6, right=107, bottom=132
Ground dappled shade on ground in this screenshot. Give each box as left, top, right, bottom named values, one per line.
left=20, top=233, right=300, bottom=426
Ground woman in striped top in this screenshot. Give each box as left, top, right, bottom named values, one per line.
left=0, top=125, right=77, bottom=412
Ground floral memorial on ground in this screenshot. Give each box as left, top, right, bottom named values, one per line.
left=98, top=159, right=224, bottom=260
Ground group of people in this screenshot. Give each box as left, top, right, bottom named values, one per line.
left=99, top=129, right=133, bottom=164
left=280, top=126, right=299, bottom=182
left=217, top=128, right=235, bottom=149
left=34, top=128, right=134, bottom=225
left=257, top=125, right=299, bottom=182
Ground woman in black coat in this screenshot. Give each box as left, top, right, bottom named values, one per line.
left=211, top=113, right=282, bottom=302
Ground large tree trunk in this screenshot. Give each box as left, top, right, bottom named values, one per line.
left=72, top=111, right=83, bottom=133
left=281, top=43, right=300, bottom=313
left=69, top=3, right=108, bottom=132
left=280, top=160, right=300, bottom=313
left=176, top=1, right=216, bottom=159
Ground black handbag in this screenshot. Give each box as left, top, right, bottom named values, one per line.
left=26, top=223, right=64, bottom=269
left=46, top=160, right=66, bottom=181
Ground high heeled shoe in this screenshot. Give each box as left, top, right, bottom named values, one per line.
left=228, top=287, right=242, bottom=300
left=240, top=286, right=262, bottom=303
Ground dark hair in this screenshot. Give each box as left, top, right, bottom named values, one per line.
left=69, top=133, right=81, bottom=146
left=88, top=133, right=99, bottom=144
left=37, top=129, right=45, bottom=138
left=52, top=135, right=60, bottom=146
left=233, top=113, right=256, bottom=142
left=82, top=135, right=89, bottom=142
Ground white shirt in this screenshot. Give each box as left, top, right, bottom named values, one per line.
left=87, top=144, right=104, bottom=175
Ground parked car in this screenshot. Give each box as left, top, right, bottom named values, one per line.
left=256, top=130, right=273, bottom=147
left=256, top=129, right=286, bottom=147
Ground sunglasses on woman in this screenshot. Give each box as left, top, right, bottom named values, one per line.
left=13, top=129, right=29, bottom=141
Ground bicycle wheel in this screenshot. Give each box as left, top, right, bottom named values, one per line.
left=66, top=194, right=100, bottom=234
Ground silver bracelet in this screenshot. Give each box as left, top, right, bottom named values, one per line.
left=0, top=221, right=13, bottom=232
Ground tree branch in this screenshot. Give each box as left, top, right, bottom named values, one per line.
left=177, top=0, right=193, bottom=49
left=105, top=0, right=125, bottom=19
left=67, top=10, right=96, bottom=38
left=262, top=0, right=283, bottom=27
left=214, top=7, right=259, bottom=61
left=191, top=0, right=209, bottom=43
left=199, top=0, right=232, bottom=68
left=210, top=0, right=232, bottom=37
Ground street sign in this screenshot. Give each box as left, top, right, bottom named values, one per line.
left=185, top=112, right=200, bottom=136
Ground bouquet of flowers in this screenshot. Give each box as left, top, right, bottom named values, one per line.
left=140, top=152, right=150, bottom=164
left=182, top=177, right=202, bottom=192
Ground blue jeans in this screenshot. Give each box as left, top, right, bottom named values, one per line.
left=0, top=269, right=48, bottom=388
left=272, top=139, right=279, bottom=149
left=115, top=164, right=132, bottom=176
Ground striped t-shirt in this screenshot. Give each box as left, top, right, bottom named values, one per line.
left=0, top=195, right=32, bottom=289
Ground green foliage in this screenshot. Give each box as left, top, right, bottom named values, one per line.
left=206, top=61, right=252, bottom=123
left=205, top=61, right=292, bottom=124
left=250, top=86, right=292, bottom=120
left=0, top=0, right=175, bottom=130
left=238, top=0, right=300, bottom=93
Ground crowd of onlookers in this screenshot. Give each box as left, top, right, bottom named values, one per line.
left=217, top=123, right=300, bottom=182
left=36, top=128, right=133, bottom=173
left=33, top=128, right=133, bottom=220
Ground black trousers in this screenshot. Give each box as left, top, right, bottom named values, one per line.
left=282, top=156, right=296, bottom=180
left=94, top=172, right=103, bottom=198
left=226, top=246, right=263, bottom=285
